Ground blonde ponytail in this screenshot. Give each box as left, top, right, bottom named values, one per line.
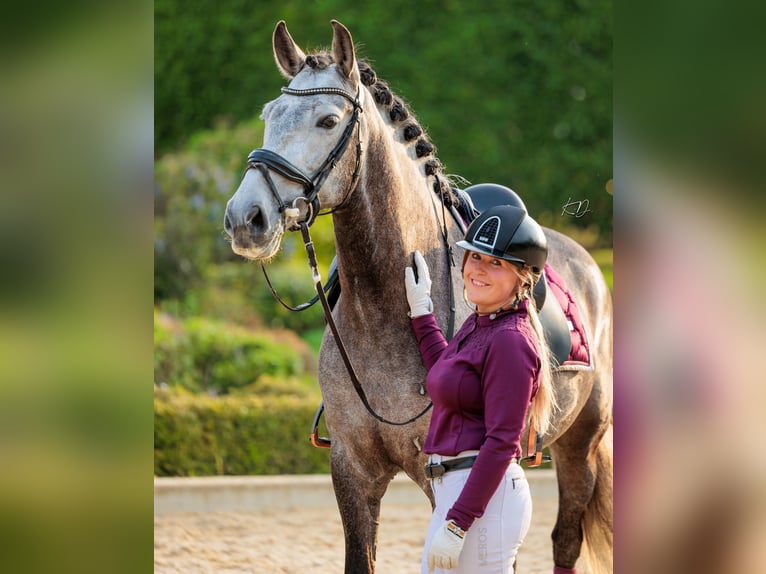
left=514, top=268, right=558, bottom=437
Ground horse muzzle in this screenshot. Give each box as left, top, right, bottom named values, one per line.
left=224, top=202, right=285, bottom=260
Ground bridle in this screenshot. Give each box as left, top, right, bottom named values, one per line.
left=241, top=81, right=457, bottom=428
left=243, top=84, right=363, bottom=313
left=244, top=85, right=363, bottom=229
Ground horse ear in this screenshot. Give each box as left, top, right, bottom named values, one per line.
left=331, top=20, right=358, bottom=82
left=273, top=20, right=306, bottom=79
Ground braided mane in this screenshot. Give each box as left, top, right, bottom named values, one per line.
left=300, top=52, right=459, bottom=207
left=357, top=60, right=459, bottom=207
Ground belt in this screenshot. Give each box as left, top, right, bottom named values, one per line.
left=424, top=455, right=520, bottom=479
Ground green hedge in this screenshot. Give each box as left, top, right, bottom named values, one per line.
left=154, top=386, right=329, bottom=476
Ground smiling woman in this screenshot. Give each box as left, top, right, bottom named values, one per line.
left=463, top=253, right=521, bottom=314
left=457, top=204, right=548, bottom=315
left=404, top=204, right=557, bottom=573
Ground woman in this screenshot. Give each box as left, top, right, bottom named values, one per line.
left=404, top=205, right=557, bottom=573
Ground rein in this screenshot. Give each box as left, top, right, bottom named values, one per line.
left=259, top=260, right=337, bottom=312
left=297, top=221, right=434, bottom=426
left=431, top=175, right=459, bottom=341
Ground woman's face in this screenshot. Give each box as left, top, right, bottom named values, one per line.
left=463, top=250, right=521, bottom=314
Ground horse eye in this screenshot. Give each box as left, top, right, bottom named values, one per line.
left=318, top=115, right=339, bottom=129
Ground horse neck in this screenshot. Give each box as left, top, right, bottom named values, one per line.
left=331, top=140, right=445, bottom=317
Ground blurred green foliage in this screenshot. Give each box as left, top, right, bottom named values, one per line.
left=153, top=117, right=262, bottom=302
left=155, top=0, right=612, bottom=242
left=591, top=248, right=613, bottom=292
left=154, top=310, right=315, bottom=395
left=154, top=117, right=336, bottom=322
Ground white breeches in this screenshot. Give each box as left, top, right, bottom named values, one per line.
left=421, top=452, right=532, bottom=574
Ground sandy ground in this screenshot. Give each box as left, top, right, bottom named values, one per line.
left=154, top=477, right=557, bottom=573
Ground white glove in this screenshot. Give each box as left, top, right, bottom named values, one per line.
left=404, top=250, right=433, bottom=318
left=427, top=520, right=466, bottom=571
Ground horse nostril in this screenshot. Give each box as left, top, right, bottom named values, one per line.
left=246, top=206, right=265, bottom=230
left=223, top=212, right=234, bottom=237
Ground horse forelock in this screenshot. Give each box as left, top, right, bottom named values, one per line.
left=304, top=52, right=334, bottom=71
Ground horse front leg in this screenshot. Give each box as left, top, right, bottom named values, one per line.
left=330, top=446, right=395, bottom=574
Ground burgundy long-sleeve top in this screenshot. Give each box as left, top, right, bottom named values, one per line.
left=411, top=299, right=540, bottom=530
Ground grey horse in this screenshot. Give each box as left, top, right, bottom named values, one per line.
left=224, top=20, right=612, bottom=574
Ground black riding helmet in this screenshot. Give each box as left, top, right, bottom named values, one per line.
left=456, top=205, right=548, bottom=274
left=462, top=182, right=526, bottom=214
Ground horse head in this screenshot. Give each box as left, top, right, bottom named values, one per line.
left=224, top=20, right=363, bottom=260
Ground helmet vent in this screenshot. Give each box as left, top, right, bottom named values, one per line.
left=473, top=216, right=501, bottom=251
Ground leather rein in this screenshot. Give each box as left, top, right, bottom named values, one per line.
left=244, top=83, right=457, bottom=426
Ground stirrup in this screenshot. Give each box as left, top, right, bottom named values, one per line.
left=524, top=426, right=552, bottom=468
left=522, top=452, right=553, bottom=467
left=309, top=402, right=331, bottom=449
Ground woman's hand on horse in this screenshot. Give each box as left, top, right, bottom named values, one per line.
left=404, top=250, right=433, bottom=318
